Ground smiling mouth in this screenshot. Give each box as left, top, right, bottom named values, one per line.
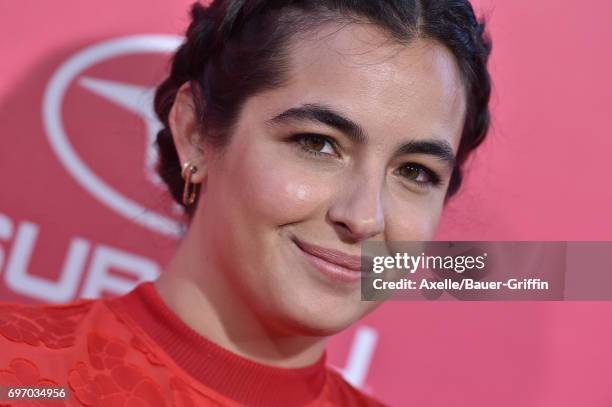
left=292, top=237, right=370, bottom=283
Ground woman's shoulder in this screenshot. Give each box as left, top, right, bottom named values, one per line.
left=0, top=295, right=184, bottom=406
left=0, top=298, right=101, bottom=350
left=322, top=367, right=389, bottom=407
left=0, top=299, right=101, bottom=400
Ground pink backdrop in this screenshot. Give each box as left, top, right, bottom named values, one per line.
left=1, top=1, right=611, bottom=405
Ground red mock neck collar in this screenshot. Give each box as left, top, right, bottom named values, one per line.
left=107, top=282, right=328, bottom=406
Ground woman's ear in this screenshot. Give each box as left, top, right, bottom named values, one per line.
left=169, top=82, right=207, bottom=183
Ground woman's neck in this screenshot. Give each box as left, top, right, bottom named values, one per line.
left=154, top=223, right=328, bottom=369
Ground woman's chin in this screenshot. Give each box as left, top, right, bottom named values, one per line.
left=277, top=313, right=356, bottom=337
left=266, top=294, right=377, bottom=337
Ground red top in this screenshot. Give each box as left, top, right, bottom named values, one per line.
left=0, top=282, right=386, bottom=406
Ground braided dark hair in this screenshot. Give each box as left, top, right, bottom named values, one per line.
left=154, top=0, right=492, bottom=217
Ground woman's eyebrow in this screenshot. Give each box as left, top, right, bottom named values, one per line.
left=268, top=103, right=456, bottom=169
left=268, top=103, right=367, bottom=143
left=396, top=140, right=456, bottom=170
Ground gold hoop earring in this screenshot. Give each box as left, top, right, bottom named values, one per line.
left=181, top=162, right=198, bottom=206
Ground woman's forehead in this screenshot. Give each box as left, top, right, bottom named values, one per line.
left=260, top=22, right=467, bottom=152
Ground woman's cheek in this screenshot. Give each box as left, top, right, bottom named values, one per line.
left=386, top=199, right=442, bottom=241
left=239, top=159, right=331, bottom=225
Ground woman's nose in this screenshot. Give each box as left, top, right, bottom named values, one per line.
left=327, top=174, right=385, bottom=242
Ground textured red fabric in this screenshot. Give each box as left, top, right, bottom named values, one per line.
left=0, top=283, right=386, bottom=406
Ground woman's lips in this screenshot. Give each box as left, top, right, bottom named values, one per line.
left=293, top=238, right=367, bottom=283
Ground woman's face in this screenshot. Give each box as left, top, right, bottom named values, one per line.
left=192, top=23, right=466, bottom=335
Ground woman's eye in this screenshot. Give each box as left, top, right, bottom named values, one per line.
left=295, top=134, right=337, bottom=156
left=397, top=164, right=440, bottom=187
